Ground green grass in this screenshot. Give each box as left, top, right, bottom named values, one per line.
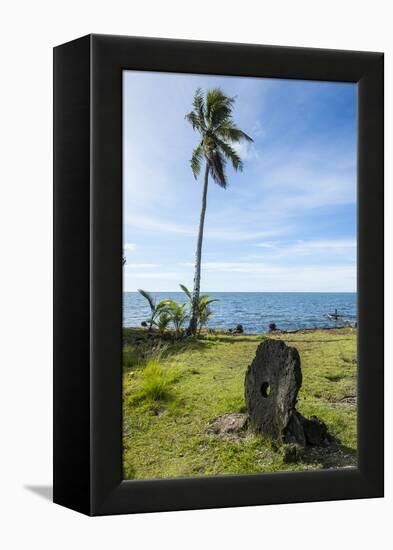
left=132, top=359, right=180, bottom=403
left=123, top=327, right=357, bottom=480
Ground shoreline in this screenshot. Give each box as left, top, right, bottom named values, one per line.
left=268, top=324, right=356, bottom=335
left=123, top=324, right=357, bottom=337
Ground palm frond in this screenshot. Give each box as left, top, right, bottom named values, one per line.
left=193, top=88, right=206, bottom=126
left=190, top=143, right=204, bottom=179
left=210, top=101, right=235, bottom=128
left=185, top=111, right=203, bottom=132
left=198, top=305, right=213, bottom=333
left=205, top=299, right=219, bottom=306
left=160, top=298, right=176, bottom=310
left=208, top=150, right=227, bottom=188
left=157, top=311, right=171, bottom=333
left=205, top=88, right=234, bottom=123
left=199, top=295, right=218, bottom=307
left=180, top=284, right=192, bottom=300
left=216, top=124, right=253, bottom=143
left=216, top=139, right=243, bottom=171
left=186, top=87, right=253, bottom=191
left=137, top=289, right=156, bottom=313
left=156, top=300, right=170, bottom=312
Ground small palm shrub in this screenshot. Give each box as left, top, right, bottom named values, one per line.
left=157, top=311, right=171, bottom=334
left=138, top=289, right=169, bottom=331
left=198, top=305, right=213, bottom=335
left=180, top=284, right=218, bottom=335
left=163, top=299, right=188, bottom=338
left=138, top=285, right=219, bottom=338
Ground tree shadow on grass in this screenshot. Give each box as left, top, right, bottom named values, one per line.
left=300, top=441, right=357, bottom=469
left=123, top=328, right=219, bottom=358
left=207, top=335, right=263, bottom=344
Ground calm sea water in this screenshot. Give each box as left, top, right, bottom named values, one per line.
left=123, top=292, right=357, bottom=334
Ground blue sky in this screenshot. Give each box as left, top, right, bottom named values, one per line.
left=123, top=71, right=357, bottom=292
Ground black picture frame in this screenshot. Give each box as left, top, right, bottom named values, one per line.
left=53, top=34, right=384, bottom=516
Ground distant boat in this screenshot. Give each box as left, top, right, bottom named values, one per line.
left=325, top=309, right=342, bottom=320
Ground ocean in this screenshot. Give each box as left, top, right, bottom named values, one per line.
left=123, top=292, right=357, bottom=334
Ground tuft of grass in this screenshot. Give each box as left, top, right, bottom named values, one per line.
left=136, top=359, right=179, bottom=403
left=123, top=340, right=171, bottom=372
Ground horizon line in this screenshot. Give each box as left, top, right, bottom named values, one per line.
left=123, top=290, right=357, bottom=294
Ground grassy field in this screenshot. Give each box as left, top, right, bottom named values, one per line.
left=123, top=327, right=357, bottom=480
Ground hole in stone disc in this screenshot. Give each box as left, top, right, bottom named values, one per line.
left=261, top=382, right=270, bottom=398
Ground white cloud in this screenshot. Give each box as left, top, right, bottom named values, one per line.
left=253, top=152, right=356, bottom=214
left=124, top=272, right=183, bottom=280
left=125, top=263, right=160, bottom=269
left=126, top=213, right=285, bottom=242
left=205, top=228, right=283, bottom=241
left=178, top=259, right=356, bottom=292
left=232, top=140, right=259, bottom=160
left=255, top=238, right=356, bottom=257
left=250, top=120, right=267, bottom=140
left=197, top=261, right=277, bottom=274
left=255, top=242, right=277, bottom=249
left=124, top=243, right=136, bottom=251
left=126, top=214, right=194, bottom=236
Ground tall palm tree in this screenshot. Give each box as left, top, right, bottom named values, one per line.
left=185, top=88, right=253, bottom=334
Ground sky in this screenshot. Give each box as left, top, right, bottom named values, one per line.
left=123, top=70, right=357, bottom=292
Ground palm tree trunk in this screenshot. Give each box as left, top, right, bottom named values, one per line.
left=188, top=163, right=209, bottom=334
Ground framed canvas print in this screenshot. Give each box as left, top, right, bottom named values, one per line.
left=53, top=34, right=384, bottom=515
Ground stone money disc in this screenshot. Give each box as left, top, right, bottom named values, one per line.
left=245, top=339, right=302, bottom=439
